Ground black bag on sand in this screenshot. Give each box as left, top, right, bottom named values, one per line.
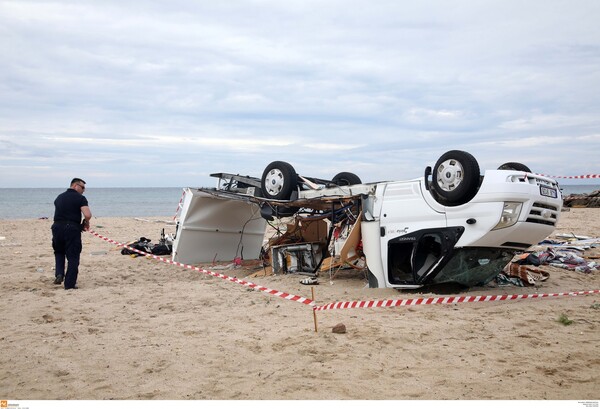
left=121, top=237, right=153, bottom=255
left=151, top=243, right=172, bottom=255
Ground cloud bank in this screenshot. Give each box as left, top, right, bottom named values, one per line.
left=0, top=0, right=599, bottom=187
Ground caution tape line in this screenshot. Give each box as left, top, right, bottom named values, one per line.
left=538, top=174, right=600, bottom=179
left=173, top=189, right=186, bottom=220
left=313, top=290, right=600, bottom=311
left=88, top=231, right=599, bottom=312
left=88, top=230, right=315, bottom=307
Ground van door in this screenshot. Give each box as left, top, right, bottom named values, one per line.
left=377, top=181, right=446, bottom=286
left=387, top=227, right=464, bottom=286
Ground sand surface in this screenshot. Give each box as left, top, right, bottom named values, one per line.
left=1, top=209, right=599, bottom=400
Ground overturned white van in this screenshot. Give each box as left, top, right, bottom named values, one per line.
left=172, top=150, right=562, bottom=289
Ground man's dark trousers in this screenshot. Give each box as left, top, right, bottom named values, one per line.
left=52, top=223, right=82, bottom=289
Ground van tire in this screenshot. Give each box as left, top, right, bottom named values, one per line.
left=261, top=161, right=298, bottom=200
left=431, top=150, right=480, bottom=206
left=332, top=172, right=362, bottom=186
left=498, top=162, right=532, bottom=173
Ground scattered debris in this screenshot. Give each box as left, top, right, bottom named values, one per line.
left=332, top=323, right=347, bottom=334
left=496, top=234, right=598, bottom=286
left=272, top=242, right=322, bottom=275
left=300, top=277, right=319, bottom=285
left=120, top=230, right=173, bottom=256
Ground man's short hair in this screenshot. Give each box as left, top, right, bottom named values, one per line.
left=70, top=178, right=86, bottom=186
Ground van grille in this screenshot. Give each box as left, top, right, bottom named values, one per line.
left=526, top=202, right=559, bottom=226
left=508, top=174, right=560, bottom=190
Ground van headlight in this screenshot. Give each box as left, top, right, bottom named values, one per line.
left=493, top=202, right=523, bottom=230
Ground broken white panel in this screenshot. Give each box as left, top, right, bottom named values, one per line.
left=172, top=188, right=267, bottom=265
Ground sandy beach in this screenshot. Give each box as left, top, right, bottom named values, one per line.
left=1, top=209, right=599, bottom=400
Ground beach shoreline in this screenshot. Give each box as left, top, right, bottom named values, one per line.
left=1, top=209, right=599, bottom=400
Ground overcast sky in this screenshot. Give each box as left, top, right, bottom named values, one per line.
left=1, top=0, right=599, bottom=187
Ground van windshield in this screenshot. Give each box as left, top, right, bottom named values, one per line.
left=430, top=247, right=516, bottom=287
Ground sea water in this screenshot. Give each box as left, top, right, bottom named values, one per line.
left=0, top=184, right=598, bottom=220
left=560, top=184, right=600, bottom=195
left=0, top=187, right=185, bottom=219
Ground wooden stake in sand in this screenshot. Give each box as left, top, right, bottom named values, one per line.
left=312, top=287, right=318, bottom=333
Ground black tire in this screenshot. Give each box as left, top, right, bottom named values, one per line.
left=498, top=162, right=532, bottom=173
left=332, top=172, right=362, bottom=186
left=431, top=150, right=480, bottom=206
left=261, top=161, right=298, bottom=200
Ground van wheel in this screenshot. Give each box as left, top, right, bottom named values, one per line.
left=431, top=150, right=480, bottom=206
left=261, top=161, right=298, bottom=200
left=498, top=162, right=532, bottom=173
left=332, top=172, right=362, bottom=186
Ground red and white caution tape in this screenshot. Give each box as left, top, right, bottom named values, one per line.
left=313, top=290, right=600, bottom=311
left=173, top=189, right=186, bottom=220
left=88, top=230, right=315, bottom=308
left=89, top=230, right=599, bottom=312
left=539, top=174, right=600, bottom=179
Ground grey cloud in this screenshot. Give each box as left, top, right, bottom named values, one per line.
left=0, top=0, right=599, bottom=187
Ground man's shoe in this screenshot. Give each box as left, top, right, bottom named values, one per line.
left=64, top=286, right=78, bottom=290
left=53, top=275, right=64, bottom=285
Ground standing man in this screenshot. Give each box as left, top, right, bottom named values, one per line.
left=52, top=178, right=92, bottom=290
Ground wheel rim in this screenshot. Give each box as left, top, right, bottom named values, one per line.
left=435, top=159, right=464, bottom=192
left=264, top=168, right=285, bottom=196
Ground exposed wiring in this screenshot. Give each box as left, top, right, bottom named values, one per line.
left=235, top=210, right=263, bottom=260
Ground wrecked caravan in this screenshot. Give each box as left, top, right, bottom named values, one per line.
left=172, top=150, right=563, bottom=289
